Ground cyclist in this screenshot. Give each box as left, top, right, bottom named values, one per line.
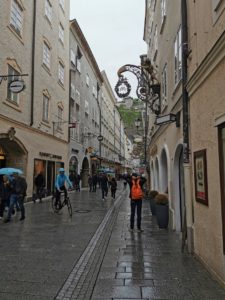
left=54, top=168, right=73, bottom=209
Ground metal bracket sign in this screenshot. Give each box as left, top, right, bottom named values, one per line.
left=0, top=74, right=28, bottom=93
left=9, top=80, right=25, bottom=93
left=97, top=135, right=103, bottom=141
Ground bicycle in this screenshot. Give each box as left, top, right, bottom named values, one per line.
left=51, top=190, right=72, bottom=217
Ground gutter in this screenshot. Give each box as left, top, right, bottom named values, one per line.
left=30, top=0, right=37, bottom=126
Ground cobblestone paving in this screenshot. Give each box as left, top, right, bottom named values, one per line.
left=91, top=195, right=225, bottom=300
left=1, top=184, right=225, bottom=300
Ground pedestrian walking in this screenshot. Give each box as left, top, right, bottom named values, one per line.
left=127, top=173, right=146, bottom=232
left=34, top=172, right=45, bottom=203
left=0, top=175, right=11, bottom=219
left=92, top=174, right=98, bottom=192
left=100, top=173, right=108, bottom=200
left=110, top=177, right=117, bottom=199
left=4, top=172, right=27, bottom=223
left=88, top=175, right=93, bottom=192
left=74, top=173, right=81, bottom=192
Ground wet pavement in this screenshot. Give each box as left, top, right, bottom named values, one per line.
left=0, top=183, right=225, bottom=299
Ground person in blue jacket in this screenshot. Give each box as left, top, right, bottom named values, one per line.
left=54, top=168, right=73, bottom=208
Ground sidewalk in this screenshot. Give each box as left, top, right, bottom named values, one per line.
left=90, top=191, right=225, bottom=299
left=1, top=185, right=225, bottom=299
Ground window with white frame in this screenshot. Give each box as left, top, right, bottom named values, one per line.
left=10, top=0, right=23, bottom=35
left=43, top=42, right=51, bottom=69
left=85, top=100, right=89, bottom=114
left=59, top=0, right=65, bottom=10
left=75, top=89, right=80, bottom=105
left=174, top=26, right=182, bottom=85
left=161, top=0, right=166, bottom=22
left=7, top=65, right=20, bottom=104
left=161, top=64, right=168, bottom=110
left=77, top=59, right=81, bottom=73
left=57, top=107, right=63, bottom=130
left=70, top=49, right=76, bottom=65
left=42, top=94, right=49, bottom=122
left=59, top=23, right=64, bottom=44
left=86, top=74, right=90, bottom=86
left=71, top=83, right=75, bottom=100
left=45, top=0, right=52, bottom=22
left=58, top=61, right=64, bottom=85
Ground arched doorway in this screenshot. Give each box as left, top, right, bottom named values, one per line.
left=161, top=149, right=168, bottom=193
left=173, top=144, right=185, bottom=232
left=69, top=156, right=78, bottom=174
left=81, top=157, right=89, bottom=187
left=0, top=135, right=27, bottom=173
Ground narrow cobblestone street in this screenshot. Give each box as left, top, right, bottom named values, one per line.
left=0, top=184, right=225, bottom=299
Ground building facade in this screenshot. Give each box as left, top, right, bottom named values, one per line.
left=144, top=0, right=185, bottom=232
left=187, top=0, right=225, bottom=286
left=144, top=0, right=225, bottom=286
left=0, top=0, right=70, bottom=198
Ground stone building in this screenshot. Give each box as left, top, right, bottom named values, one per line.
left=144, top=0, right=185, bottom=232
left=0, top=0, right=70, bottom=198
left=144, top=0, right=225, bottom=286
left=187, top=0, right=225, bottom=287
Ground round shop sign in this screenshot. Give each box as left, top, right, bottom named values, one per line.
left=9, top=80, right=25, bottom=93
left=97, top=135, right=103, bottom=141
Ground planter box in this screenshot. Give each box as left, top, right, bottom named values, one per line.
left=150, top=197, right=156, bottom=215
left=155, top=204, right=169, bottom=228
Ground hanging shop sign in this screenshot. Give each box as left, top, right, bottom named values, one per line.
left=97, top=135, right=103, bottom=141
left=9, top=80, right=25, bottom=93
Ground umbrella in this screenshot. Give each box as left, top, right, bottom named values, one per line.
left=0, top=167, right=23, bottom=175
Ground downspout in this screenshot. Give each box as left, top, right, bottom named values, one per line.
left=30, top=0, right=37, bottom=126
left=68, top=70, right=72, bottom=143
left=97, top=83, right=102, bottom=166
left=181, top=0, right=193, bottom=253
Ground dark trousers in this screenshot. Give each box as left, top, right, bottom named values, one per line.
left=111, top=189, right=116, bottom=199
left=0, top=198, right=6, bottom=217
left=92, top=183, right=97, bottom=192
left=130, top=199, right=142, bottom=229
left=8, top=194, right=25, bottom=220
left=101, top=187, right=108, bottom=199
left=55, top=186, right=67, bottom=206
left=36, top=186, right=44, bottom=201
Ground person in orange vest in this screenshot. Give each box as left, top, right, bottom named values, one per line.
left=127, top=173, right=146, bottom=232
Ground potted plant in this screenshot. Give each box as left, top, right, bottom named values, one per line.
left=155, top=193, right=169, bottom=229
left=148, top=190, right=159, bottom=215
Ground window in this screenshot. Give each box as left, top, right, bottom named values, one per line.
left=7, top=65, right=20, bottom=104
left=161, top=0, right=166, bottom=19
left=43, top=42, right=51, bottom=69
left=174, top=26, right=182, bottom=85
left=57, top=107, right=63, bottom=129
left=10, top=0, right=23, bottom=35
left=86, top=74, right=90, bottom=86
left=59, top=0, right=65, bottom=10
left=59, top=23, right=64, bottom=44
left=45, top=0, right=52, bottom=22
left=70, top=49, right=76, bottom=65
left=58, top=62, right=64, bottom=85
left=161, top=64, right=168, bottom=110
left=71, top=83, right=75, bottom=99
left=75, top=89, right=80, bottom=105
left=77, top=59, right=81, bottom=73
left=85, top=100, right=89, bottom=114
left=42, top=94, right=49, bottom=122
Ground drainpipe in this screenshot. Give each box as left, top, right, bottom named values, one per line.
left=181, top=0, right=193, bottom=253
left=96, top=83, right=102, bottom=166
left=30, top=0, right=37, bottom=126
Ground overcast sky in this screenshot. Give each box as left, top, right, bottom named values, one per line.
left=70, top=0, right=146, bottom=98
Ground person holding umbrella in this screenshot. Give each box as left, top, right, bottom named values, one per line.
left=0, top=175, right=11, bottom=219
left=4, top=171, right=27, bottom=223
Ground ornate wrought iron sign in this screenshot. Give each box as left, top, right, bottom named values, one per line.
left=114, top=63, right=161, bottom=115
left=0, top=74, right=28, bottom=93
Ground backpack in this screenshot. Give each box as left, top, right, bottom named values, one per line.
left=131, top=178, right=143, bottom=200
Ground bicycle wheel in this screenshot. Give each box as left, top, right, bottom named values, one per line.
left=67, top=197, right=72, bottom=217
left=52, top=195, right=60, bottom=212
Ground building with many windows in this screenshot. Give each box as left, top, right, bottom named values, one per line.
left=144, top=0, right=225, bottom=286
left=0, top=0, right=70, bottom=197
